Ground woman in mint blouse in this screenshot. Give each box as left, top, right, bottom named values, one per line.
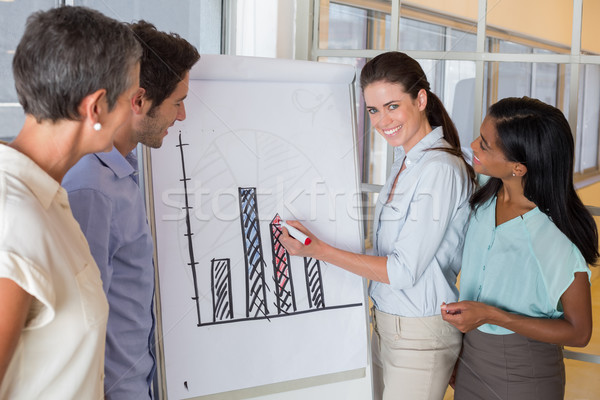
left=442, top=97, right=598, bottom=400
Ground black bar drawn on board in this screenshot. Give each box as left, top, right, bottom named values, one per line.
left=176, top=132, right=202, bottom=326
left=269, top=214, right=297, bottom=314
left=304, top=257, right=326, bottom=309
left=211, top=258, right=234, bottom=322
left=238, top=187, right=270, bottom=319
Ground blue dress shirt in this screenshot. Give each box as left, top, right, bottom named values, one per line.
left=460, top=196, right=591, bottom=335
left=370, top=127, right=473, bottom=317
left=63, top=148, right=155, bottom=399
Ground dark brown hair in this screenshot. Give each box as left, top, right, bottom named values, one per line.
left=360, top=51, right=475, bottom=182
left=130, top=21, right=200, bottom=115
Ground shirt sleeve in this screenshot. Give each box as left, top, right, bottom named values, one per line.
left=67, top=188, right=113, bottom=296
left=386, top=162, right=466, bottom=290
left=544, top=242, right=591, bottom=312
left=0, top=251, right=56, bottom=329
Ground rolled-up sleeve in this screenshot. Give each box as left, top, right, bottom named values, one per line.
left=0, top=251, right=55, bottom=329
left=386, top=163, right=463, bottom=290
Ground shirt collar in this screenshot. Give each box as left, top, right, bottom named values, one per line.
left=393, top=126, right=445, bottom=167
left=95, top=146, right=137, bottom=180
left=0, top=144, right=62, bottom=210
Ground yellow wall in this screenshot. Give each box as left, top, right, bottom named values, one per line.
left=578, top=181, right=600, bottom=207
left=404, top=0, right=479, bottom=20
left=405, top=0, right=600, bottom=53
left=582, top=1, right=600, bottom=53
left=577, top=181, right=600, bottom=279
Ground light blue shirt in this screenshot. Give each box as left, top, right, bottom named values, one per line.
left=460, top=196, right=591, bottom=335
left=63, top=148, right=155, bottom=399
left=370, top=127, right=473, bottom=317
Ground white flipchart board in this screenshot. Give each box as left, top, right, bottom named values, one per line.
left=145, top=55, right=372, bottom=400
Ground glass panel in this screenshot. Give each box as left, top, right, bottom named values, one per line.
left=486, top=0, right=572, bottom=53
left=582, top=0, right=600, bottom=55
left=319, top=2, right=389, bottom=50
left=399, top=18, right=444, bottom=51
left=76, top=0, right=221, bottom=55
left=488, top=61, right=533, bottom=103
left=445, top=60, right=477, bottom=157
left=399, top=18, right=476, bottom=53
left=0, top=0, right=56, bottom=140
left=321, top=3, right=367, bottom=50
left=499, top=40, right=532, bottom=54
left=486, top=61, right=567, bottom=109
left=575, top=64, right=600, bottom=173
left=532, top=50, right=559, bottom=107
left=416, top=59, right=441, bottom=93
left=447, top=28, right=477, bottom=52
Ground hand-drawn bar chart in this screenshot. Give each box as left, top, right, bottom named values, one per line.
left=175, top=134, right=361, bottom=327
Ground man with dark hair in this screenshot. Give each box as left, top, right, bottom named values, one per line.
left=63, top=21, right=200, bottom=399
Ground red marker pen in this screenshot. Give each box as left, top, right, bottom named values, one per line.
left=279, top=221, right=311, bottom=245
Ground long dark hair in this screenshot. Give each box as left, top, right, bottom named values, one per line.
left=471, top=97, right=598, bottom=265
left=360, top=51, right=475, bottom=183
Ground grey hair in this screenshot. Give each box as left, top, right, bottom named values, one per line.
left=12, top=6, right=142, bottom=122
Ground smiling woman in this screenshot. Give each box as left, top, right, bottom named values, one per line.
left=442, top=96, right=599, bottom=400
left=280, top=51, right=475, bottom=400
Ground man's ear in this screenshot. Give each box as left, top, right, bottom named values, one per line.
left=131, top=87, right=149, bottom=115
left=78, top=88, right=107, bottom=128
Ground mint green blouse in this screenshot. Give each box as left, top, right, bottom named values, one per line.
left=459, top=196, right=591, bottom=335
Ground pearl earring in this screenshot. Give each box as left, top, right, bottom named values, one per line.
left=93, top=122, right=102, bottom=131
left=512, top=173, right=516, bottom=177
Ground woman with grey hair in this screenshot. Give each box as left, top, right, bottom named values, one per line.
left=0, top=6, right=141, bottom=398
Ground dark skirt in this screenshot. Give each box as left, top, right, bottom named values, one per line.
left=454, top=329, right=565, bottom=400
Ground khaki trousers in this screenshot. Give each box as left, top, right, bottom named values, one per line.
left=371, top=308, right=463, bottom=400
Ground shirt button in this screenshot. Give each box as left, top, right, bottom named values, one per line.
left=483, top=265, right=486, bottom=270
left=406, top=160, right=411, bottom=165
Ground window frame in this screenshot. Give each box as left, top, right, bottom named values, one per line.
left=311, top=0, right=600, bottom=188
left=307, top=0, right=600, bottom=377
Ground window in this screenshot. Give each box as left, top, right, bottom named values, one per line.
left=312, top=1, right=600, bottom=397
left=313, top=0, right=600, bottom=192
left=0, top=0, right=222, bottom=142
left=0, top=0, right=58, bottom=141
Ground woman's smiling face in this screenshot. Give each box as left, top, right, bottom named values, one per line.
left=471, top=116, right=514, bottom=178
left=363, top=80, right=429, bottom=152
